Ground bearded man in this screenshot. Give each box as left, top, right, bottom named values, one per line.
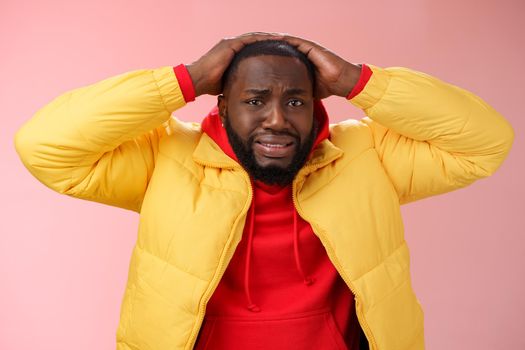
left=15, top=33, right=514, bottom=350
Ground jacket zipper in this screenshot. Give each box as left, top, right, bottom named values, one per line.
left=291, top=164, right=379, bottom=350
left=186, top=159, right=378, bottom=349
left=185, top=166, right=253, bottom=350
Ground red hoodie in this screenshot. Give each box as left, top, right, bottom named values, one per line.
left=174, top=64, right=373, bottom=350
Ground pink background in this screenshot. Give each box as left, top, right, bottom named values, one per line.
left=1, top=0, right=523, bottom=349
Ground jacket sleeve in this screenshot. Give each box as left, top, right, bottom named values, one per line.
left=349, top=65, right=515, bottom=205
left=14, top=66, right=186, bottom=212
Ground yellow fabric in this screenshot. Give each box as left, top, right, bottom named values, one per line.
left=15, top=65, right=514, bottom=350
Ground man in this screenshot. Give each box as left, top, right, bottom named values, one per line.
left=15, top=33, right=514, bottom=350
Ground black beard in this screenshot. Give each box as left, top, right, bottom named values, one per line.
left=224, top=118, right=317, bottom=186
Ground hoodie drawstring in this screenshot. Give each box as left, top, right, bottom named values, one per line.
left=244, top=199, right=316, bottom=313
left=293, top=210, right=316, bottom=286
left=244, top=203, right=261, bottom=312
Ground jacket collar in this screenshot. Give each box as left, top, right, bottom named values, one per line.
left=192, top=132, right=240, bottom=169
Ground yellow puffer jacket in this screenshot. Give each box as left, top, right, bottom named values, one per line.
left=14, top=65, right=514, bottom=350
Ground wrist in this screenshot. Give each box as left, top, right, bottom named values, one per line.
left=185, top=63, right=205, bottom=98
left=346, top=64, right=373, bottom=100
left=173, top=64, right=197, bottom=102
left=336, top=63, right=362, bottom=98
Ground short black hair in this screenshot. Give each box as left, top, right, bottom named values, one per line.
left=221, top=40, right=316, bottom=93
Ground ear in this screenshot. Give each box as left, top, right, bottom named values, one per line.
left=217, top=95, right=227, bottom=125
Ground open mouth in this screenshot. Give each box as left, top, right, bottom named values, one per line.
left=254, top=140, right=295, bottom=158
left=256, top=141, right=293, bottom=148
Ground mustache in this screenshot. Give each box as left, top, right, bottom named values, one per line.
left=224, top=117, right=317, bottom=186
left=252, top=131, right=298, bottom=137
left=248, top=131, right=300, bottom=145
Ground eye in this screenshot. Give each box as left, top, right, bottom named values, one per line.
left=246, top=99, right=263, bottom=106
left=287, top=99, right=304, bottom=107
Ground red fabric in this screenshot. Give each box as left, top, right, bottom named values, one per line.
left=196, top=101, right=362, bottom=349
left=346, top=64, right=373, bottom=100
left=173, top=64, right=196, bottom=102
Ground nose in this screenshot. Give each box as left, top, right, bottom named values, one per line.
left=262, top=103, right=289, bottom=131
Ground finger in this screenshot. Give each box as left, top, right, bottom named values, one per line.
left=238, top=32, right=285, bottom=44
left=238, top=31, right=285, bottom=38
left=226, top=33, right=286, bottom=53
left=281, top=35, right=321, bottom=56
left=282, top=34, right=322, bottom=47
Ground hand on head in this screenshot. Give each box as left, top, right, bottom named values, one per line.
left=186, top=32, right=285, bottom=97
left=186, top=32, right=361, bottom=99
left=279, top=34, right=361, bottom=99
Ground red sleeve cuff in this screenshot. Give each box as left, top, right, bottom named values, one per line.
left=346, top=64, right=373, bottom=100
left=173, top=64, right=196, bottom=103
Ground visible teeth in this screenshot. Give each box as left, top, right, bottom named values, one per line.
left=261, top=143, right=287, bottom=148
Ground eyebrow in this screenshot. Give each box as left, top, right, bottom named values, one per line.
left=243, top=88, right=271, bottom=95
left=242, top=88, right=309, bottom=96
left=284, top=88, right=309, bottom=96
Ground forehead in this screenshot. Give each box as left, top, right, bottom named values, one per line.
left=229, top=55, right=312, bottom=93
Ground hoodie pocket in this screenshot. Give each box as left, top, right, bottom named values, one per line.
left=195, top=308, right=348, bottom=350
